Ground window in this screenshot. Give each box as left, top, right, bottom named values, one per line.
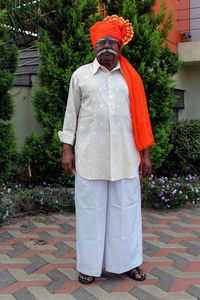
left=172, top=89, right=185, bottom=122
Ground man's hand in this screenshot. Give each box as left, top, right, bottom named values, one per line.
left=62, top=143, right=75, bottom=176
left=140, top=148, right=152, bottom=178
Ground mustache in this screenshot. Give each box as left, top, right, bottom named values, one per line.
left=97, top=49, right=118, bottom=57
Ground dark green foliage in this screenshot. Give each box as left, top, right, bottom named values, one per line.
left=0, top=123, right=16, bottom=183
left=0, top=10, right=18, bottom=183
left=104, top=0, right=181, bottom=169
left=19, top=133, right=47, bottom=175
left=162, top=120, right=200, bottom=176
left=19, top=0, right=100, bottom=183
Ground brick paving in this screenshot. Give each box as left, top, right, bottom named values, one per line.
left=0, top=208, right=200, bottom=300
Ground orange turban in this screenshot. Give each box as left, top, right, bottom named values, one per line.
left=90, top=15, right=133, bottom=50
left=90, top=15, right=155, bottom=152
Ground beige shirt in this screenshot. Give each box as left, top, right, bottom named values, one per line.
left=58, top=58, right=140, bottom=181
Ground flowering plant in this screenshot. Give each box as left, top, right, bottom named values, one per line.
left=142, top=174, right=199, bottom=209
left=29, top=182, right=75, bottom=213
left=0, top=182, right=21, bottom=222
left=0, top=204, right=10, bottom=223
left=0, top=182, right=75, bottom=223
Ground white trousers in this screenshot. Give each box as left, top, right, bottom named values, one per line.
left=75, top=173, right=143, bottom=277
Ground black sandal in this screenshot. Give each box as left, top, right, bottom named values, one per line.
left=78, top=273, right=94, bottom=284
left=126, top=267, right=146, bottom=281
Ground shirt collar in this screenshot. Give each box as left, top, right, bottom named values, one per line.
left=93, top=58, right=122, bottom=75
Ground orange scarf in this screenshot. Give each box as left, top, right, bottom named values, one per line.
left=118, top=55, right=155, bottom=151
left=90, top=16, right=155, bottom=151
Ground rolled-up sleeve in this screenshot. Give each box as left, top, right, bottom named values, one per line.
left=58, top=72, right=81, bottom=145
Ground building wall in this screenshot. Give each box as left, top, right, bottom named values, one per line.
left=178, top=40, right=200, bottom=63
left=179, top=0, right=190, bottom=40
left=154, top=0, right=190, bottom=52
left=175, top=65, right=200, bottom=121
left=11, top=75, right=43, bottom=148
left=176, top=0, right=200, bottom=121
left=154, top=0, right=200, bottom=122
left=154, top=0, right=200, bottom=46
left=190, top=0, right=200, bottom=41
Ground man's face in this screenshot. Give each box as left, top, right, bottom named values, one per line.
left=94, top=35, right=120, bottom=65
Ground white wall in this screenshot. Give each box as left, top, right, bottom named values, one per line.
left=190, top=0, right=200, bottom=41
left=11, top=75, right=43, bottom=148
left=178, top=41, right=200, bottom=63
left=175, top=65, right=200, bottom=120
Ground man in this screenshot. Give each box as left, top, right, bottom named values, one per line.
left=58, top=15, right=154, bottom=284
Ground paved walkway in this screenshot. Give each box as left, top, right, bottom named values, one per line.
left=0, top=208, right=200, bottom=300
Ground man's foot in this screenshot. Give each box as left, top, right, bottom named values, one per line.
left=126, top=266, right=146, bottom=281
left=78, top=273, right=94, bottom=284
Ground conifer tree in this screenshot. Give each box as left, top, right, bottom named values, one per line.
left=0, top=10, right=18, bottom=183
left=20, top=0, right=100, bottom=183
left=104, top=0, right=181, bottom=170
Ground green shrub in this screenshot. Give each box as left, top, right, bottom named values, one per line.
left=162, top=120, right=200, bottom=176
left=19, top=131, right=75, bottom=185
left=0, top=10, right=18, bottom=184
left=0, top=124, right=16, bottom=183
left=143, top=174, right=199, bottom=209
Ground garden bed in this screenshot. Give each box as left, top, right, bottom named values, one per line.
left=1, top=174, right=199, bottom=223
left=0, top=182, right=75, bottom=223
